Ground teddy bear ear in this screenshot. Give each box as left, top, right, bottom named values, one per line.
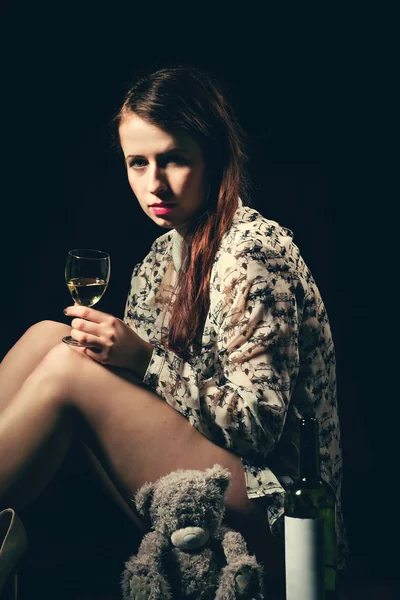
left=206, top=463, right=232, bottom=494
left=134, top=481, right=154, bottom=519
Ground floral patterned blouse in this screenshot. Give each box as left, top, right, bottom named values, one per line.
left=124, top=199, right=347, bottom=565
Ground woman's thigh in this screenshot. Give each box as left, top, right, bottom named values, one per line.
left=44, top=343, right=247, bottom=511
left=2, top=323, right=246, bottom=510
left=0, top=321, right=247, bottom=510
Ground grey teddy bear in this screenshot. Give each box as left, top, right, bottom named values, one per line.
left=121, top=464, right=265, bottom=600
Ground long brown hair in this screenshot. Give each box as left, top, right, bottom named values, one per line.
left=113, top=66, right=251, bottom=357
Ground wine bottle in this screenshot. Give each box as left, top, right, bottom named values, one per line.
left=284, top=417, right=337, bottom=600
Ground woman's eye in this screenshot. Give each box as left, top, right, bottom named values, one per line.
left=167, top=155, right=181, bottom=164
left=129, top=159, right=147, bottom=169
left=163, top=155, right=189, bottom=167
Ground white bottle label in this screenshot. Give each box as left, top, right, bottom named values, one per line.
left=284, top=516, right=325, bottom=600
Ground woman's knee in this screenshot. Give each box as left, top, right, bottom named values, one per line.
left=23, top=342, right=87, bottom=404
left=41, top=342, right=88, bottom=376
left=24, top=320, right=70, bottom=339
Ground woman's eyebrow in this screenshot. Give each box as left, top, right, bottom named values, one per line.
left=125, top=148, right=190, bottom=162
left=158, top=147, right=189, bottom=156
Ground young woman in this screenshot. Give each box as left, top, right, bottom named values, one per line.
left=0, top=66, right=346, bottom=596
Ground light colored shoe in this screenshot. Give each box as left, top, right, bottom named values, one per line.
left=0, top=509, right=28, bottom=599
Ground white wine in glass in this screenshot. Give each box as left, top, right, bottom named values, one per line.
left=62, top=248, right=111, bottom=347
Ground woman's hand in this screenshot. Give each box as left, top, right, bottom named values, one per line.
left=63, top=305, right=154, bottom=379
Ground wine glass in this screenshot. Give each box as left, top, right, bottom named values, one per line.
left=62, top=248, right=111, bottom=346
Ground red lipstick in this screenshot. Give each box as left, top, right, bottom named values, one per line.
left=149, top=204, right=176, bottom=215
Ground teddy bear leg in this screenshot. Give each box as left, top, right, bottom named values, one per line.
left=215, top=557, right=265, bottom=600
left=121, top=559, right=173, bottom=600
left=126, top=575, right=152, bottom=600
left=128, top=574, right=172, bottom=600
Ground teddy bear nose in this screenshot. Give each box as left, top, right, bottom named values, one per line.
left=171, top=526, right=210, bottom=550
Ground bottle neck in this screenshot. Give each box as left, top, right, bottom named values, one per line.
left=299, top=417, right=320, bottom=480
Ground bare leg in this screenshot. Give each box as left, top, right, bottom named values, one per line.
left=0, top=321, right=69, bottom=414
left=0, top=331, right=284, bottom=580
left=0, top=321, right=145, bottom=528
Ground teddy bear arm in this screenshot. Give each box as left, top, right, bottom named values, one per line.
left=216, top=529, right=265, bottom=600
left=136, top=530, right=169, bottom=566
left=220, top=527, right=251, bottom=563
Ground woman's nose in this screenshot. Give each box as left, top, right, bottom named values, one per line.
left=147, top=165, right=168, bottom=195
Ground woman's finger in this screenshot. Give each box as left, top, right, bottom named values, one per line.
left=69, top=329, right=102, bottom=348
left=70, top=318, right=100, bottom=336
left=63, top=305, right=107, bottom=323
left=83, top=347, right=106, bottom=361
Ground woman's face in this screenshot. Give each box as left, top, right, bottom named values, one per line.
left=119, top=113, right=208, bottom=233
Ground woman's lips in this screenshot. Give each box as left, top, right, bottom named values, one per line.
left=149, top=204, right=176, bottom=215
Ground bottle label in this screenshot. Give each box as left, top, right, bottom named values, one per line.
left=284, top=516, right=325, bottom=600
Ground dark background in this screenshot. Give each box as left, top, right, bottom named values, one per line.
left=1, top=5, right=394, bottom=597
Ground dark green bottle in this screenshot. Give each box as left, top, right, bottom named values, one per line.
left=284, top=417, right=337, bottom=600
